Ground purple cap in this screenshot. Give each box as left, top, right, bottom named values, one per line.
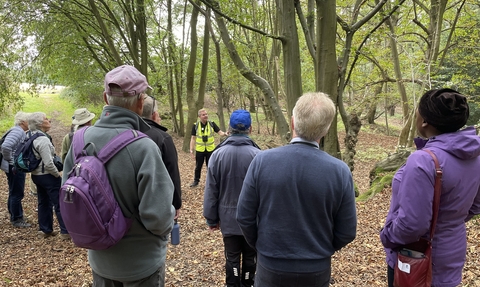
left=104, top=65, right=151, bottom=97
left=229, top=109, right=251, bottom=130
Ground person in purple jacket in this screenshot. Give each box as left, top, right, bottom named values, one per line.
left=380, top=88, right=480, bottom=287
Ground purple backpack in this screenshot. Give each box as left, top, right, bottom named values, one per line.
left=60, top=128, right=147, bottom=250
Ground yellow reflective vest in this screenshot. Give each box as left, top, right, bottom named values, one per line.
left=195, top=121, right=215, bottom=152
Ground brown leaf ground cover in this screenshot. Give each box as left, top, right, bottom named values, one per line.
left=1, top=116, right=480, bottom=286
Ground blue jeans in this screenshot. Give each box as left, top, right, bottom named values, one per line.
left=92, top=265, right=165, bottom=287
left=6, top=165, right=26, bottom=222
left=32, top=174, right=68, bottom=234
left=254, top=262, right=331, bottom=287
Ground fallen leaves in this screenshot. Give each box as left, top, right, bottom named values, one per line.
left=1, top=118, right=480, bottom=286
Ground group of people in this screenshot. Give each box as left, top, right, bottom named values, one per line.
left=2, top=63, right=480, bottom=287
left=197, top=88, right=480, bottom=287
left=1, top=111, right=71, bottom=239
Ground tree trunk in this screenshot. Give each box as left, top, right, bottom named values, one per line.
left=166, top=0, right=182, bottom=135
left=213, top=8, right=290, bottom=140
left=386, top=15, right=408, bottom=122
left=197, top=7, right=210, bottom=112
left=315, top=0, right=340, bottom=157
left=343, top=112, right=362, bottom=172
left=182, top=2, right=200, bottom=152
left=280, top=0, right=302, bottom=117
left=207, top=9, right=226, bottom=131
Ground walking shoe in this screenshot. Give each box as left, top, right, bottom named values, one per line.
left=37, top=231, right=58, bottom=238
left=12, top=220, right=31, bottom=228
left=60, top=233, right=71, bottom=240
left=190, top=181, right=199, bottom=187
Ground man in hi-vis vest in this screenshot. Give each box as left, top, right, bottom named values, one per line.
left=189, top=108, right=226, bottom=187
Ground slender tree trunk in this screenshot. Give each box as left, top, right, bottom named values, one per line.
left=281, top=0, right=303, bottom=117
left=182, top=2, right=200, bottom=151
left=207, top=10, right=226, bottom=131
left=166, top=0, right=182, bottom=135
left=197, top=7, right=210, bottom=111
left=387, top=16, right=408, bottom=122
left=315, top=0, right=340, bottom=157
left=213, top=8, right=290, bottom=140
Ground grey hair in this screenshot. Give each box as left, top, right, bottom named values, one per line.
left=106, top=86, right=145, bottom=109
left=141, top=96, right=156, bottom=118
left=292, top=92, right=336, bottom=141
left=228, top=126, right=250, bottom=135
left=198, top=108, right=207, bottom=116
left=14, top=112, right=30, bottom=126
left=28, top=112, right=46, bottom=131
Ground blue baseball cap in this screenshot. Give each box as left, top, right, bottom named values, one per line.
left=229, top=109, right=251, bottom=131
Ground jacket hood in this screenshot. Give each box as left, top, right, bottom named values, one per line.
left=214, top=135, right=261, bottom=151
left=418, top=126, right=480, bottom=160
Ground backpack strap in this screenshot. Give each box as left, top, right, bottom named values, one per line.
left=96, top=130, right=147, bottom=164
left=72, top=127, right=89, bottom=160
left=71, top=128, right=146, bottom=164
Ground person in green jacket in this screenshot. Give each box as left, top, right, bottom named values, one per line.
left=60, top=108, right=95, bottom=163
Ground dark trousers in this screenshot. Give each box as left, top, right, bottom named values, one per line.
left=6, top=165, right=26, bottom=222
left=254, top=262, right=331, bottom=287
left=223, top=235, right=256, bottom=287
left=32, top=174, right=68, bottom=234
left=92, top=265, right=165, bottom=287
left=388, top=265, right=394, bottom=287
left=193, top=150, right=212, bottom=182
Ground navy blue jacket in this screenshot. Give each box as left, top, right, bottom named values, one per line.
left=203, top=135, right=260, bottom=236
left=237, top=138, right=357, bottom=273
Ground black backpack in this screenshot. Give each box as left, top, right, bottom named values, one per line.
left=14, top=131, right=44, bottom=172
left=0, top=130, right=12, bottom=163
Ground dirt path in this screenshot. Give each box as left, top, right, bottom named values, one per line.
left=1, top=114, right=479, bottom=286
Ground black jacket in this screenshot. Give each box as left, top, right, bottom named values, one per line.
left=143, top=118, right=182, bottom=209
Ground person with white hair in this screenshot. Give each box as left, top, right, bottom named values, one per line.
left=237, top=92, right=357, bottom=287
left=141, top=96, right=182, bottom=219
left=28, top=112, right=69, bottom=239
left=1, top=111, right=31, bottom=228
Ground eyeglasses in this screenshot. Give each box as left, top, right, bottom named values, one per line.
left=149, top=95, right=157, bottom=114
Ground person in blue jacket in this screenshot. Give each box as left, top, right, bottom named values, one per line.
left=381, top=88, right=480, bottom=287
left=204, top=109, right=261, bottom=287
left=237, top=92, right=357, bottom=287
left=1, top=112, right=31, bottom=227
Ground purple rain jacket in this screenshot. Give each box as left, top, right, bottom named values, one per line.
left=380, top=126, right=480, bottom=287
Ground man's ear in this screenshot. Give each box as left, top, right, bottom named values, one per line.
left=136, top=96, right=145, bottom=115
left=103, top=92, right=109, bottom=105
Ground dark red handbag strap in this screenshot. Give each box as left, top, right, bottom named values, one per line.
left=422, top=149, right=442, bottom=241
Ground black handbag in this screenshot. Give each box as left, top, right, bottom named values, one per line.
left=53, top=155, right=63, bottom=172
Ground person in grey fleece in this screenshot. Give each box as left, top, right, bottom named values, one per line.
left=62, top=65, right=175, bottom=286
left=236, top=92, right=357, bottom=287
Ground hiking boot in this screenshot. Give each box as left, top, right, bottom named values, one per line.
left=60, top=233, right=71, bottom=240
left=12, top=220, right=31, bottom=228
left=190, top=181, right=199, bottom=187
left=37, top=231, right=58, bottom=238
